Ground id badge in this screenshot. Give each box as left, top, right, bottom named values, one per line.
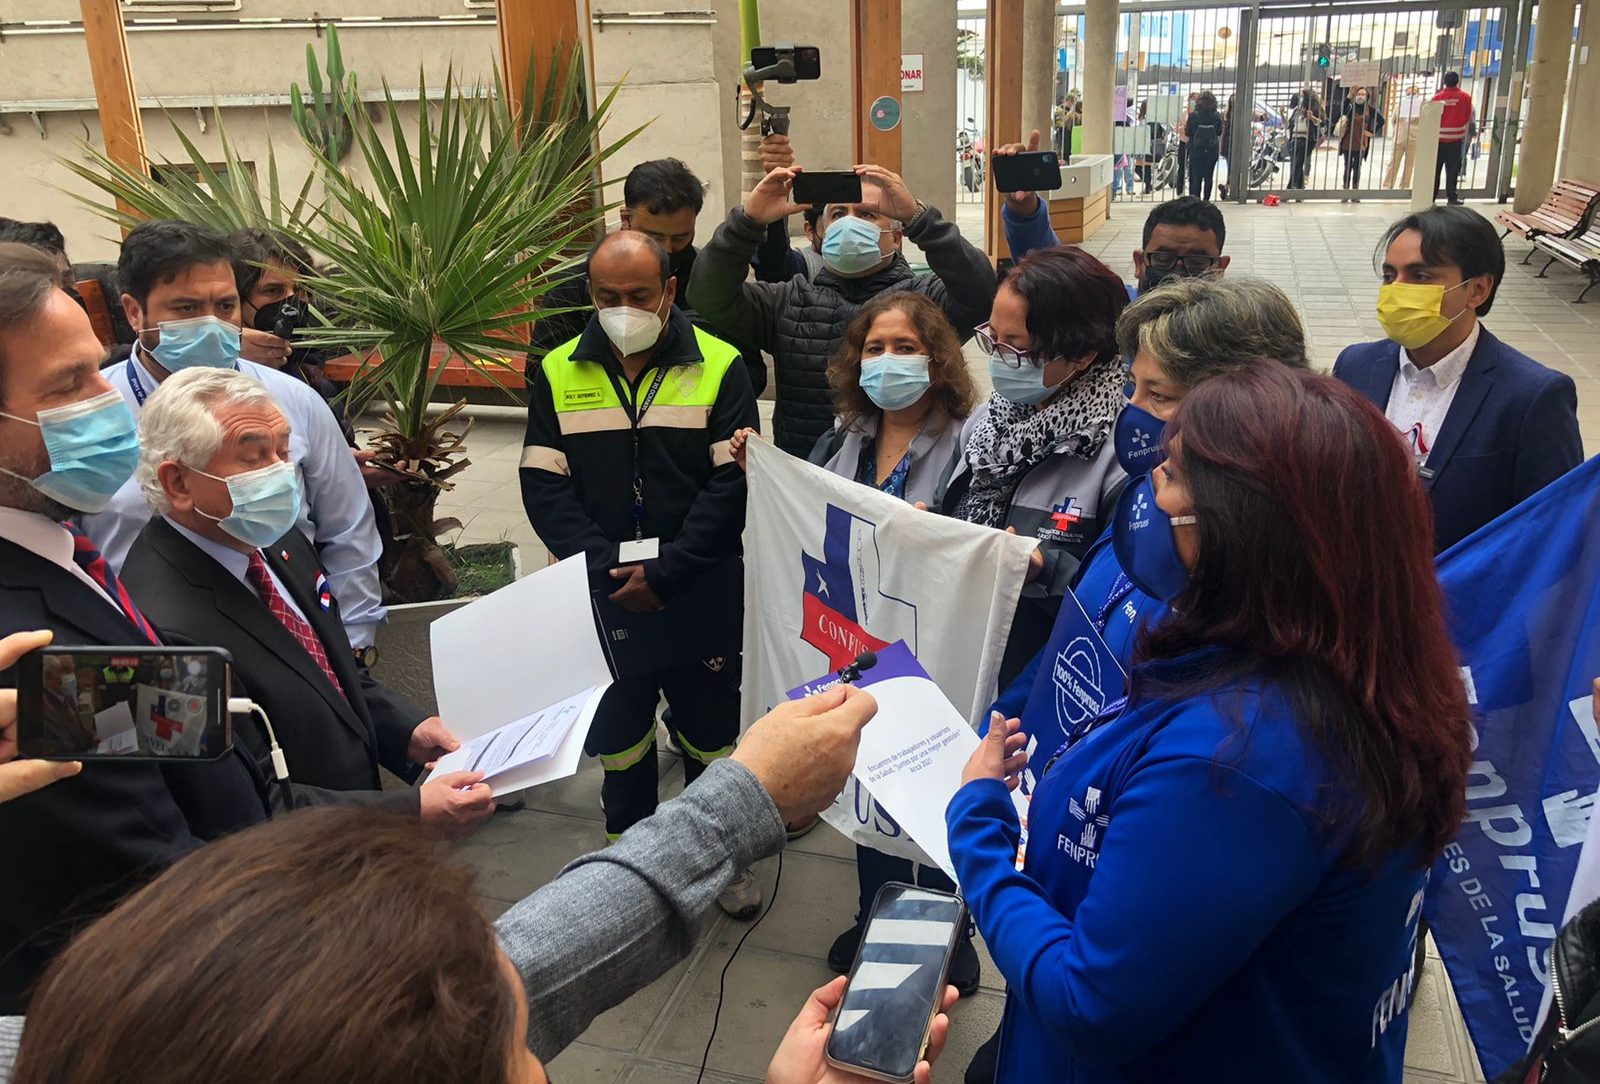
left=617, top=538, right=660, bottom=564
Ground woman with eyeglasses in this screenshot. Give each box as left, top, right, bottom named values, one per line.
left=941, top=246, right=1130, bottom=686
left=948, top=364, right=1473, bottom=1084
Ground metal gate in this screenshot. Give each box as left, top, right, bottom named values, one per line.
left=1049, top=0, right=1530, bottom=203
left=1234, top=1, right=1518, bottom=202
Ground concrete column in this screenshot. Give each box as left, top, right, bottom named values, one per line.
left=1514, top=0, right=1580, bottom=212
left=1559, top=0, right=1600, bottom=183
left=1081, top=0, right=1118, bottom=155
left=1411, top=101, right=1444, bottom=211
left=1021, top=0, right=1058, bottom=142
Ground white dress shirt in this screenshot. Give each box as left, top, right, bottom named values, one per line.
left=78, top=351, right=385, bottom=647
left=0, top=507, right=123, bottom=612
left=164, top=517, right=315, bottom=632
left=1385, top=321, right=1480, bottom=468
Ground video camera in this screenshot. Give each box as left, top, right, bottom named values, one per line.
left=738, top=43, right=821, bottom=138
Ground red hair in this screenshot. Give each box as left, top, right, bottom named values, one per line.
left=1141, top=364, right=1471, bottom=868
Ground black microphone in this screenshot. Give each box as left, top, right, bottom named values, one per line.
left=837, top=649, right=878, bottom=686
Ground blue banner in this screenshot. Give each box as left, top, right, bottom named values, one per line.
left=1017, top=589, right=1126, bottom=797
left=1426, top=456, right=1600, bottom=1079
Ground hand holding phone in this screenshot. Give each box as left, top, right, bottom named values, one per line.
left=768, top=973, right=956, bottom=1084
left=0, top=630, right=82, bottom=802
left=824, top=883, right=966, bottom=1083
left=792, top=171, right=863, bottom=210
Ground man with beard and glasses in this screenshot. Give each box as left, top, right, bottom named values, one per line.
left=991, top=138, right=1230, bottom=299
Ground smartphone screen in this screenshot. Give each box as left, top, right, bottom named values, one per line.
left=17, top=647, right=233, bottom=761
left=792, top=171, right=863, bottom=210
left=825, top=884, right=964, bottom=1083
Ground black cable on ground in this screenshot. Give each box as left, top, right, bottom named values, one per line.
left=696, top=849, right=785, bottom=1084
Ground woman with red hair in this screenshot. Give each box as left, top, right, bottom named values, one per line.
left=947, top=364, right=1473, bottom=1083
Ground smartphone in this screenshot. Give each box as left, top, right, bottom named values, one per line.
left=15, top=646, right=234, bottom=761
left=991, top=149, right=1063, bottom=194
left=792, top=171, right=863, bottom=210
left=825, top=883, right=966, bottom=1083
left=750, top=44, right=822, bottom=82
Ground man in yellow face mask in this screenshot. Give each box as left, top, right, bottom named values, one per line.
left=1333, top=206, right=1581, bottom=553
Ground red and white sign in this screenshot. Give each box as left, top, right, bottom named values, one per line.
left=901, top=53, right=924, bottom=93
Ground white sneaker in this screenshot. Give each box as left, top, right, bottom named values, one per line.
left=717, top=868, right=762, bottom=920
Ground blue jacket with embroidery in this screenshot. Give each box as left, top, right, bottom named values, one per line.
left=949, top=653, right=1427, bottom=1083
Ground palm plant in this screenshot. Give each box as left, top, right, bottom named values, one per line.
left=282, top=49, right=639, bottom=601
left=60, top=108, right=313, bottom=235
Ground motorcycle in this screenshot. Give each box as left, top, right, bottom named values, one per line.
left=1151, top=127, right=1181, bottom=192
left=1248, top=127, right=1286, bottom=188
left=957, top=117, right=985, bottom=194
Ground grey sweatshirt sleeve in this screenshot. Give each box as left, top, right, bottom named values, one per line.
left=0, top=1016, right=20, bottom=1082
left=495, top=758, right=786, bottom=1061
left=686, top=207, right=791, bottom=356
left=905, top=203, right=998, bottom=341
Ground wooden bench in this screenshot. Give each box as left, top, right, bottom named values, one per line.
left=1495, top=178, right=1600, bottom=264
left=323, top=342, right=527, bottom=393
left=74, top=278, right=117, bottom=347
left=1533, top=219, right=1600, bottom=303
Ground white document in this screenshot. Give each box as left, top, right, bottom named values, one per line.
left=430, top=684, right=604, bottom=796
left=429, top=555, right=613, bottom=795
left=791, top=641, right=1026, bottom=881
left=91, top=701, right=135, bottom=743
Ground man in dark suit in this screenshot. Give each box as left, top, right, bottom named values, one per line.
left=1335, top=207, right=1582, bottom=553
left=120, top=366, right=494, bottom=835
left=0, top=244, right=278, bottom=1009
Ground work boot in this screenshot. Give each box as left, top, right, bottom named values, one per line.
left=828, top=921, right=865, bottom=973
left=717, top=868, right=762, bottom=920
left=965, top=1024, right=1002, bottom=1084
left=948, top=934, right=981, bottom=998
left=785, top=814, right=821, bottom=840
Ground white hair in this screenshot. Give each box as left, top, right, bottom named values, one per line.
left=136, top=367, right=285, bottom=514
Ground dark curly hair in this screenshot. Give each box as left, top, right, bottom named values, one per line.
left=827, top=292, right=976, bottom=426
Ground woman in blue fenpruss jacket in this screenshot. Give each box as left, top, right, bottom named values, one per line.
left=947, top=365, right=1473, bottom=1083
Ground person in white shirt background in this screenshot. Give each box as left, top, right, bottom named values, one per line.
left=79, top=220, right=386, bottom=654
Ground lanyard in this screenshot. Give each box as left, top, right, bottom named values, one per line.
left=606, top=365, right=671, bottom=541
left=126, top=356, right=150, bottom=407
left=1093, top=573, right=1136, bottom=634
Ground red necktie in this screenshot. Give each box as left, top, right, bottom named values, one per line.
left=64, top=523, right=161, bottom=645
left=246, top=550, right=346, bottom=701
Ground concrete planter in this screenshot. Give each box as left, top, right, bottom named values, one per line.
left=370, top=545, right=523, bottom=714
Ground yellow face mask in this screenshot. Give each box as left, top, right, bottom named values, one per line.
left=1375, top=280, right=1471, bottom=351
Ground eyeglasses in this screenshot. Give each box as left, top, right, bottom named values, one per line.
left=974, top=322, right=1038, bottom=369
left=1143, top=252, right=1222, bottom=275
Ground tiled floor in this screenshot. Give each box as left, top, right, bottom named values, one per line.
left=391, top=199, right=1600, bottom=1084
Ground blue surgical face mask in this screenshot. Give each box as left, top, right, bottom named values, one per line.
left=192, top=460, right=302, bottom=548
left=821, top=216, right=887, bottom=276
left=989, top=353, right=1064, bottom=406
left=1114, top=400, right=1167, bottom=475
left=860, top=353, right=931, bottom=411
left=144, top=315, right=241, bottom=372
left=1111, top=472, right=1197, bottom=603
left=0, top=389, right=140, bottom=513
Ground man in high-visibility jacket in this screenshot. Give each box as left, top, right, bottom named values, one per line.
left=1431, top=71, right=1474, bottom=206
left=520, top=231, right=763, bottom=917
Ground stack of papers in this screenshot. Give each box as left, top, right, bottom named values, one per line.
left=428, top=556, right=613, bottom=796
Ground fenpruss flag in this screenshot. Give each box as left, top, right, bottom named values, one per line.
left=741, top=436, right=1035, bottom=861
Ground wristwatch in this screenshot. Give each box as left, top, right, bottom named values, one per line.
left=352, top=645, right=379, bottom=669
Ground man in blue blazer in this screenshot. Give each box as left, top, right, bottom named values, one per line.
left=1335, top=207, right=1581, bottom=553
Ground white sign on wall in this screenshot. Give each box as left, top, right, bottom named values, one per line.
left=901, top=53, right=925, bottom=92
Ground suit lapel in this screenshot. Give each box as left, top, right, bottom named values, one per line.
left=1423, top=329, right=1500, bottom=491
left=146, top=522, right=372, bottom=748
left=0, top=539, right=147, bottom=645
left=1356, top=343, right=1402, bottom=411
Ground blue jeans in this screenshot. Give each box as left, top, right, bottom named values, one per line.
left=1112, top=164, right=1135, bottom=195
left=855, top=845, right=974, bottom=938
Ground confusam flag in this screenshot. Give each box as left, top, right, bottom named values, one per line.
left=741, top=435, right=1035, bottom=862
left=133, top=683, right=209, bottom=757
left=1425, top=455, right=1600, bottom=1079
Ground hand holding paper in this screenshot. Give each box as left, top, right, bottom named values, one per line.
left=732, top=685, right=879, bottom=824
left=963, top=714, right=1031, bottom=790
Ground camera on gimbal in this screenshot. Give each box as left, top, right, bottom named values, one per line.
left=738, top=43, right=821, bottom=137
left=270, top=299, right=304, bottom=343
